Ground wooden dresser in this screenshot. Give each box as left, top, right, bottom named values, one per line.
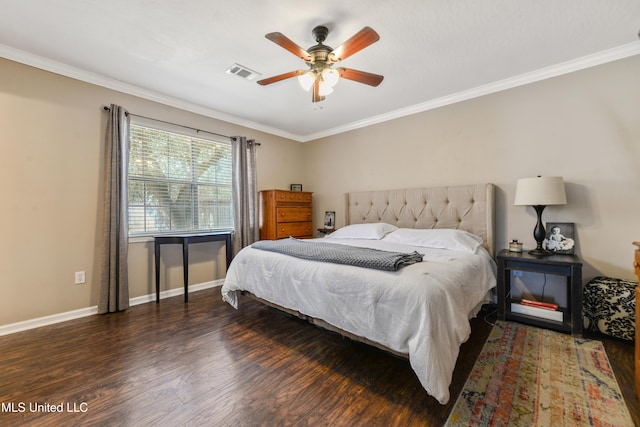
left=634, top=241, right=640, bottom=398
left=260, top=190, right=313, bottom=240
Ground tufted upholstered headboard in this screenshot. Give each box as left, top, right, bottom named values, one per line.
left=345, top=183, right=495, bottom=256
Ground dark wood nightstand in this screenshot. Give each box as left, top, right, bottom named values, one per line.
left=317, top=228, right=335, bottom=237
left=496, top=249, right=583, bottom=335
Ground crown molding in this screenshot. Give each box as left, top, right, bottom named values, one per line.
left=2, top=41, right=639, bottom=143
left=301, top=41, right=640, bottom=142
left=0, top=44, right=302, bottom=141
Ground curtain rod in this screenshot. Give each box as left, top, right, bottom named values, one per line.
left=102, top=105, right=260, bottom=145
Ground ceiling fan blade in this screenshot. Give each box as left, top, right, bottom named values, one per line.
left=337, top=68, right=384, bottom=87
left=257, top=70, right=305, bottom=86
left=329, top=27, right=380, bottom=62
left=265, top=32, right=312, bottom=61
left=312, top=79, right=325, bottom=103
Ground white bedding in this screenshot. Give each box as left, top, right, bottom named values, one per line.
left=221, top=237, right=496, bottom=404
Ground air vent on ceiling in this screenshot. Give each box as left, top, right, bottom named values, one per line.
left=225, top=63, right=261, bottom=81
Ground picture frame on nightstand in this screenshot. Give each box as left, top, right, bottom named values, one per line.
left=544, top=222, right=575, bottom=255
left=324, top=211, right=335, bottom=229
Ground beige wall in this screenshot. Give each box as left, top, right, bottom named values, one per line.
left=302, top=55, right=640, bottom=282
left=1, top=54, right=638, bottom=328
left=0, top=58, right=304, bottom=327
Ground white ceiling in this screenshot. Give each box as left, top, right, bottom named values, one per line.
left=1, top=1, right=639, bottom=142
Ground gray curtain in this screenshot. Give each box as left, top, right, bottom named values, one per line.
left=98, top=104, right=130, bottom=314
left=231, top=136, right=259, bottom=255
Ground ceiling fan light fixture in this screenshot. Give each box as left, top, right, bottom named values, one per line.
left=321, top=68, right=340, bottom=88
left=298, top=70, right=316, bottom=91
left=258, top=26, right=382, bottom=103
left=316, top=68, right=339, bottom=97
left=318, top=82, right=334, bottom=97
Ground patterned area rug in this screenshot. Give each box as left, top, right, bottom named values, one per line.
left=446, top=321, right=633, bottom=426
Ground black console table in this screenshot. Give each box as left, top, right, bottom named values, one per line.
left=154, top=232, right=233, bottom=303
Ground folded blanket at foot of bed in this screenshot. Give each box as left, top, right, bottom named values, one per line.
left=251, top=237, right=423, bottom=271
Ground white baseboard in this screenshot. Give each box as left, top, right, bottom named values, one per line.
left=0, top=280, right=223, bottom=337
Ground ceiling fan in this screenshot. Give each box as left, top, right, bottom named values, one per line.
left=257, top=25, right=384, bottom=103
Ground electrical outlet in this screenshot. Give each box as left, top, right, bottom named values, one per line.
left=75, top=271, right=86, bottom=284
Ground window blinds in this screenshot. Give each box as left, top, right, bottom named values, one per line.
left=128, top=124, right=233, bottom=235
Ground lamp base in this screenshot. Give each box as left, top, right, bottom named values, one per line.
left=529, top=205, right=550, bottom=257
left=528, top=247, right=552, bottom=257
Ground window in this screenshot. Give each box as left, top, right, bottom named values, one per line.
left=128, top=123, right=233, bottom=235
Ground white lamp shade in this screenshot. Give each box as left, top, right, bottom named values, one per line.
left=514, top=176, right=567, bottom=206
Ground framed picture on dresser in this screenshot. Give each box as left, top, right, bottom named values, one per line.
left=290, top=184, right=302, bottom=192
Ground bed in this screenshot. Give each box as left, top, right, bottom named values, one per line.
left=221, top=183, right=496, bottom=404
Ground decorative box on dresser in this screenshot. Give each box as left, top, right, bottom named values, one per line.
left=634, top=241, right=640, bottom=399
left=260, top=190, right=313, bottom=240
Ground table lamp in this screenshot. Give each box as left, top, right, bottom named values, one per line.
left=514, top=176, right=567, bottom=256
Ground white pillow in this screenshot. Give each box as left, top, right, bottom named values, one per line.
left=327, top=223, right=398, bottom=240
left=382, top=228, right=483, bottom=252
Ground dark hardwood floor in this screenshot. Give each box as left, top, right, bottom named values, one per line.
left=0, top=288, right=637, bottom=426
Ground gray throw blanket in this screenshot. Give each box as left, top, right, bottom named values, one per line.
left=251, top=237, right=423, bottom=271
